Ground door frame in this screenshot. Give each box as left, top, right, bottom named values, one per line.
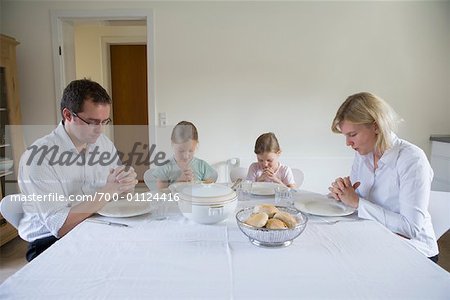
left=50, top=9, right=156, bottom=145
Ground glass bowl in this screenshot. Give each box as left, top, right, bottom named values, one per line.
left=236, top=206, right=308, bottom=247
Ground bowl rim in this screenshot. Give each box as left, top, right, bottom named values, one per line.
left=236, top=206, right=308, bottom=231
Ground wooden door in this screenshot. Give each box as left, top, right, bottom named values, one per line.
left=110, top=44, right=148, bottom=182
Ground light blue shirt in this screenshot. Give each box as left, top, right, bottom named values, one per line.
left=144, top=157, right=217, bottom=190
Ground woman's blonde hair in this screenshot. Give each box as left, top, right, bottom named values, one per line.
left=254, top=132, right=281, bottom=154
left=331, top=92, right=400, bottom=153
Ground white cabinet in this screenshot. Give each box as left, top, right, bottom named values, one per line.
left=430, top=137, right=450, bottom=192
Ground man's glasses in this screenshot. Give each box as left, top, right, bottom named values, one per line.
left=70, top=110, right=112, bottom=126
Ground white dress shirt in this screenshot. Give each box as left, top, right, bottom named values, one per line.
left=18, top=122, right=120, bottom=242
left=352, top=133, right=438, bottom=257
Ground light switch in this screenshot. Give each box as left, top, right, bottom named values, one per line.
left=159, top=112, right=167, bottom=127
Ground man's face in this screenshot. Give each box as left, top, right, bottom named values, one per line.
left=65, top=99, right=111, bottom=146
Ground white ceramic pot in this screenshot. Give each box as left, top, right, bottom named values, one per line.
left=177, top=197, right=237, bottom=224
left=170, top=182, right=238, bottom=224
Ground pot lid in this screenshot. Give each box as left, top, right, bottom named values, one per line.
left=180, top=183, right=233, bottom=198
left=169, top=182, right=236, bottom=203
left=170, top=182, right=234, bottom=197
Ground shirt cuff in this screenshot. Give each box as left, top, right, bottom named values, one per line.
left=357, top=197, right=378, bottom=220
left=46, top=206, right=71, bottom=238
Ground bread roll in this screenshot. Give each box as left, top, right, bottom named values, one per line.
left=265, top=218, right=288, bottom=229
left=253, top=204, right=279, bottom=218
left=273, top=211, right=298, bottom=228
left=245, top=212, right=269, bottom=228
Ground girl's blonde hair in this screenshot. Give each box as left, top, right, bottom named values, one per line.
left=254, top=132, right=281, bottom=154
left=171, top=121, right=199, bottom=144
left=331, top=92, right=400, bottom=153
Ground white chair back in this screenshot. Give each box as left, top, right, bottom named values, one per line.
left=428, top=190, right=450, bottom=240
left=230, top=167, right=248, bottom=183
left=211, top=158, right=241, bottom=184
left=292, top=168, right=304, bottom=188
left=0, top=194, right=24, bottom=230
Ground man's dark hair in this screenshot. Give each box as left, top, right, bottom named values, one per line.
left=60, top=79, right=111, bottom=119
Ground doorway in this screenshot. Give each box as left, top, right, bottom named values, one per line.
left=51, top=10, right=156, bottom=182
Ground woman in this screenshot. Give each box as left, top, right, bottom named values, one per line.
left=329, top=92, right=439, bottom=261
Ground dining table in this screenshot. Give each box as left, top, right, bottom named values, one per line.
left=1, top=188, right=449, bottom=299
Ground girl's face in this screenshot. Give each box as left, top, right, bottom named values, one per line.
left=256, top=151, right=280, bottom=171
left=172, top=139, right=198, bottom=164
left=339, top=120, right=378, bottom=155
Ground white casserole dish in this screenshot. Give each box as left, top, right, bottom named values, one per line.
left=170, top=182, right=238, bottom=224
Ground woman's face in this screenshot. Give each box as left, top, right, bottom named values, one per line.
left=256, top=151, right=280, bottom=171
left=172, top=139, right=198, bottom=165
left=339, top=120, right=378, bottom=155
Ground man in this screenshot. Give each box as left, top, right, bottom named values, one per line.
left=18, top=79, right=137, bottom=261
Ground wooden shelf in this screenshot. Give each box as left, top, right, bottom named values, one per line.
left=1, top=34, right=24, bottom=247
left=0, top=170, right=13, bottom=178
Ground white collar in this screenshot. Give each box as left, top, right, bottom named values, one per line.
left=361, top=132, right=400, bottom=169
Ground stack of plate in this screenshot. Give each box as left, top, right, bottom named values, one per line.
left=169, top=182, right=237, bottom=224
left=0, top=158, right=14, bottom=173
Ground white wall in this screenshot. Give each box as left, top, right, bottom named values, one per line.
left=1, top=1, right=449, bottom=193
left=74, top=23, right=147, bottom=86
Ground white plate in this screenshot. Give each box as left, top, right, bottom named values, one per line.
left=294, top=193, right=355, bottom=217
left=97, top=194, right=153, bottom=218
left=251, top=182, right=284, bottom=196
left=0, top=159, right=13, bottom=172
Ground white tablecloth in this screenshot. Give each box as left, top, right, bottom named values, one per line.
left=1, top=198, right=449, bottom=299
